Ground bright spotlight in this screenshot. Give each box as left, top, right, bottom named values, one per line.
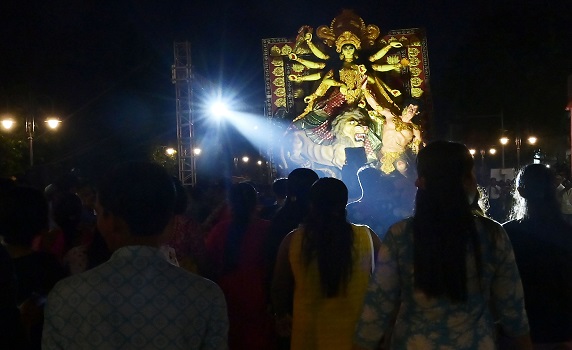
left=489, top=148, right=497, bottom=155
left=500, top=137, right=509, bottom=145
left=211, top=101, right=229, bottom=118
left=242, top=156, right=249, bottom=163
left=528, top=136, right=537, bottom=145
left=165, top=147, right=176, bottom=156
left=469, top=149, right=476, bottom=156
left=193, top=148, right=202, bottom=155
left=257, top=160, right=262, bottom=165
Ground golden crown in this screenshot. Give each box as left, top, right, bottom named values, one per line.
left=335, top=31, right=361, bottom=52
left=316, top=10, right=380, bottom=52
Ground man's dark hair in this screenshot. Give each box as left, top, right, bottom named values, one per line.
left=97, top=162, right=176, bottom=237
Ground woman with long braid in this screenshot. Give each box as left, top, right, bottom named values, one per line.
left=353, top=141, right=531, bottom=349
left=272, top=177, right=381, bottom=349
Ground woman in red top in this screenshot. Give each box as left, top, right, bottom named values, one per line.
left=205, top=182, right=277, bottom=349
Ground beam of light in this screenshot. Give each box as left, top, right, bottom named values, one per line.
left=220, top=111, right=280, bottom=153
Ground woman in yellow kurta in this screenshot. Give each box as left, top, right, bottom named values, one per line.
left=271, top=177, right=381, bottom=349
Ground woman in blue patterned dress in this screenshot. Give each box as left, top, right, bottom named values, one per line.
left=353, top=141, right=532, bottom=349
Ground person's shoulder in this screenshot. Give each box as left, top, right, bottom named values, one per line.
left=166, top=263, right=222, bottom=287
left=501, top=219, right=521, bottom=232
left=48, top=266, right=95, bottom=298
left=384, top=217, right=412, bottom=238
left=475, top=214, right=503, bottom=230
left=177, top=270, right=227, bottom=300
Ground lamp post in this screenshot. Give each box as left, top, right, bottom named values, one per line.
left=500, top=136, right=508, bottom=169
left=516, top=136, right=537, bottom=168
left=479, top=149, right=486, bottom=183
left=499, top=135, right=538, bottom=169
left=192, top=148, right=201, bottom=184
left=1, top=114, right=60, bottom=166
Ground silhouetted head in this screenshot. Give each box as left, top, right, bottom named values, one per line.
left=309, top=177, right=348, bottom=218
left=517, top=164, right=556, bottom=200
left=228, top=182, right=258, bottom=219
left=96, top=162, right=176, bottom=237
left=509, top=164, right=560, bottom=220
left=52, top=193, right=83, bottom=228
left=287, top=168, right=319, bottom=201
left=272, top=178, right=288, bottom=200
left=416, top=140, right=476, bottom=204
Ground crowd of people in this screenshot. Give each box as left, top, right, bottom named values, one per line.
left=1, top=140, right=572, bottom=349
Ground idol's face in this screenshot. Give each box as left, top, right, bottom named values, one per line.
left=342, top=44, right=356, bottom=59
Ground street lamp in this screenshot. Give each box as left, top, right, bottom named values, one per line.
left=515, top=136, right=538, bottom=169
left=0, top=114, right=61, bottom=166
left=499, top=136, right=509, bottom=169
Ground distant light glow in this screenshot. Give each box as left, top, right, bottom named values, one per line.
left=1, top=119, right=15, bottom=130
left=257, top=160, right=262, bottom=165
left=165, top=147, right=176, bottom=156
left=500, top=137, right=509, bottom=145
left=469, top=149, right=476, bottom=155
left=242, top=156, right=249, bottom=163
left=193, top=148, right=202, bottom=155
left=489, top=148, right=497, bottom=155
left=528, top=136, right=537, bottom=145
left=45, top=118, right=61, bottom=129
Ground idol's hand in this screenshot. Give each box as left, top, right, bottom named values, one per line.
left=304, top=94, right=315, bottom=104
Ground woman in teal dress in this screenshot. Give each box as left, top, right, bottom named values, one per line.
left=353, top=141, right=532, bottom=349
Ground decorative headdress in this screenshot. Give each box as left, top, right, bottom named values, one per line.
left=316, top=10, right=380, bottom=53
left=335, top=31, right=361, bottom=52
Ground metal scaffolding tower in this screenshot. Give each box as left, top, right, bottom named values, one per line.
left=172, top=41, right=196, bottom=186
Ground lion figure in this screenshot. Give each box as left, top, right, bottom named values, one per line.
left=282, top=108, right=371, bottom=177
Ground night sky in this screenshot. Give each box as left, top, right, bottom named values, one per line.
left=1, top=0, right=571, bottom=178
